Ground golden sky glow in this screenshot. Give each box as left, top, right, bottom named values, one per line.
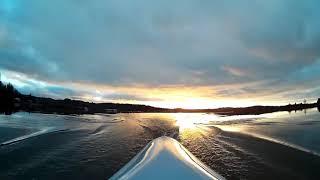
left=64, top=81, right=294, bottom=109
left=2, top=70, right=317, bottom=109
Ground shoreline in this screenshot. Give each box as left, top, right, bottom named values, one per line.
left=1, top=81, right=319, bottom=116
left=4, top=105, right=319, bottom=116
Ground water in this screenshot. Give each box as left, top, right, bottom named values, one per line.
left=0, top=109, right=319, bottom=179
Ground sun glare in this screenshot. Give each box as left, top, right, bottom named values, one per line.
left=172, top=113, right=218, bottom=131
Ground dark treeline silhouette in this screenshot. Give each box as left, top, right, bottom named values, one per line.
left=0, top=81, right=21, bottom=114
left=181, top=103, right=319, bottom=115
left=16, top=96, right=168, bottom=115
left=0, top=81, right=320, bottom=115
left=0, top=81, right=168, bottom=115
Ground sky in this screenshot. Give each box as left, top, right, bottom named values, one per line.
left=0, top=0, right=320, bottom=109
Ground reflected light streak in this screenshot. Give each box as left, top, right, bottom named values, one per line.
left=172, top=113, right=218, bottom=131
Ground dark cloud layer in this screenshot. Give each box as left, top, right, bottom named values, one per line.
left=1, top=0, right=320, bottom=105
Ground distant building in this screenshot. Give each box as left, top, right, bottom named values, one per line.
left=105, top=109, right=117, bottom=114
left=14, top=98, right=21, bottom=102
left=14, top=98, right=21, bottom=108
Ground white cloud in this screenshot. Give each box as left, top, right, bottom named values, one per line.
left=0, top=0, right=320, bottom=106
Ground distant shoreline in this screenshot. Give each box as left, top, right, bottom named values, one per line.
left=1, top=81, right=320, bottom=116
left=4, top=94, right=320, bottom=116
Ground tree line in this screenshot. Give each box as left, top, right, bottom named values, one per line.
left=0, top=80, right=320, bottom=115
left=0, top=81, right=20, bottom=114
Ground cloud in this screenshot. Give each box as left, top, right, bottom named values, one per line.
left=0, top=0, right=320, bottom=107
left=222, top=66, right=249, bottom=77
